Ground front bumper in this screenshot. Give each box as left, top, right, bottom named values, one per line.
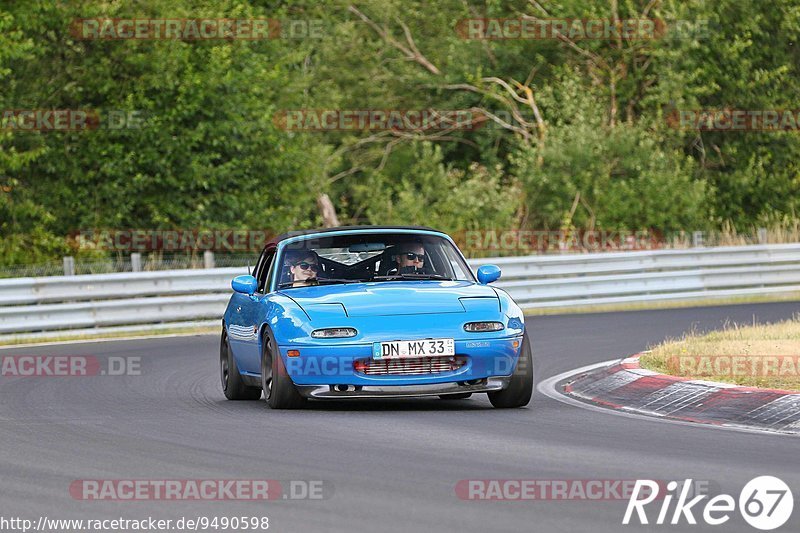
left=278, top=336, right=524, bottom=388
left=296, top=376, right=512, bottom=399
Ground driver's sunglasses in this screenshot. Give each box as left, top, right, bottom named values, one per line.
left=295, top=262, right=319, bottom=271
left=404, top=252, right=425, bottom=262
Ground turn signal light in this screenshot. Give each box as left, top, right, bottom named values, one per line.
left=311, top=328, right=358, bottom=338
left=287, top=350, right=300, bottom=357
left=464, top=321, right=504, bottom=332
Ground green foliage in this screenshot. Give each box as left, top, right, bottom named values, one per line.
left=0, top=0, right=798, bottom=265
left=511, top=67, right=706, bottom=231
left=351, top=142, right=521, bottom=233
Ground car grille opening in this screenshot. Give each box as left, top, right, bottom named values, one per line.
left=354, top=356, right=466, bottom=376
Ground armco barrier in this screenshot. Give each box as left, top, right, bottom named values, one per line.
left=1, top=244, right=799, bottom=336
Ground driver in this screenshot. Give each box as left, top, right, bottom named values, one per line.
left=284, top=249, right=321, bottom=287
left=393, top=242, right=427, bottom=274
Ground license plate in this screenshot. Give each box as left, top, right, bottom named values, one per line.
left=373, top=338, right=455, bottom=360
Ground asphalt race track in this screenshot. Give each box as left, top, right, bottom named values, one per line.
left=1, top=302, right=798, bottom=533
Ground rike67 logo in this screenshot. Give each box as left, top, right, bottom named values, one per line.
left=624, top=476, right=794, bottom=530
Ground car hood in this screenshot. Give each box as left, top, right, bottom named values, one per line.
left=279, top=281, right=498, bottom=317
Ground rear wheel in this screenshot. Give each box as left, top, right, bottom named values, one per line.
left=439, top=393, right=472, bottom=400
left=488, top=333, right=533, bottom=408
left=220, top=329, right=261, bottom=400
left=262, top=332, right=306, bottom=409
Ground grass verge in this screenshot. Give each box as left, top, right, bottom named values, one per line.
left=639, top=317, right=800, bottom=391
left=0, top=325, right=218, bottom=347
left=522, top=292, right=800, bottom=316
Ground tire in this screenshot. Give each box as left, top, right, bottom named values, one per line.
left=220, top=329, right=261, bottom=401
left=262, top=331, right=306, bottom=409
left=488, top=333, right=533, bottom=408
left=439, top=393, right=472, bottom=400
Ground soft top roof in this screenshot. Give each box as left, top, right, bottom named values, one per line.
left=268, top=225, right=445, bottom=247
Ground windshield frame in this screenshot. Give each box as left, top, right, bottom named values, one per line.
left=271, top=228, right=475, bottom=291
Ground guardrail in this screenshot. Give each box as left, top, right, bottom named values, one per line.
left=1, top=244, right=799, bottom=337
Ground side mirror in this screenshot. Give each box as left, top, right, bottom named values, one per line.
left=476, top=264, right=501, bottom=285
left=232, top=275, right=258, bottom=295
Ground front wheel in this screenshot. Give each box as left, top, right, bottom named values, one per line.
left=220, top=329, right=261, bottom=401
left=488, top=333, right=533, bottom=408
left=262, top=332, right=306, bottom=409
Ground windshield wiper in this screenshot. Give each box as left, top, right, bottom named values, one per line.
left=372, top=273, right=452, bottom=281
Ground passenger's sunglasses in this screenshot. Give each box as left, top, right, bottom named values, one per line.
left=403, top=253, right=425, bottom=262
left=294, top=262, right=319, bottom=271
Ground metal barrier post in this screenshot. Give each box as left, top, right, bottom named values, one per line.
left=131, top=253, right=142, bottom=272
left=63, top=256, right=75, bottom=276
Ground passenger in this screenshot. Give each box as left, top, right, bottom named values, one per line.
left=284, top=250, right=321, bottom=287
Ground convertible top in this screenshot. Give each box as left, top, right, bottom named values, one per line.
left=267, top=225, right=445, bottom=247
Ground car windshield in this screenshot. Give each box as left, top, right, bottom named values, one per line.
left=275, top=232, right=474, bottom=288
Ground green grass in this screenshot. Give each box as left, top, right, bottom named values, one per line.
left=522, top=292, right=800, bottom=316
left=640, top=317, right=800, bottom=391
left=0, top=325, right=218, bottom=347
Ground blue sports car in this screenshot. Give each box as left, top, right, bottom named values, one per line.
left=220, top=226, right=532, bottom=409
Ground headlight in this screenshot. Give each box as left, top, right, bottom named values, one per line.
left=463, top=321, right=504, bottom=332
left=311, top=327, right=358, bottom=338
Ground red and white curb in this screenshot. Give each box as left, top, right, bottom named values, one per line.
left=540, top=354, right=800, bottom=435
